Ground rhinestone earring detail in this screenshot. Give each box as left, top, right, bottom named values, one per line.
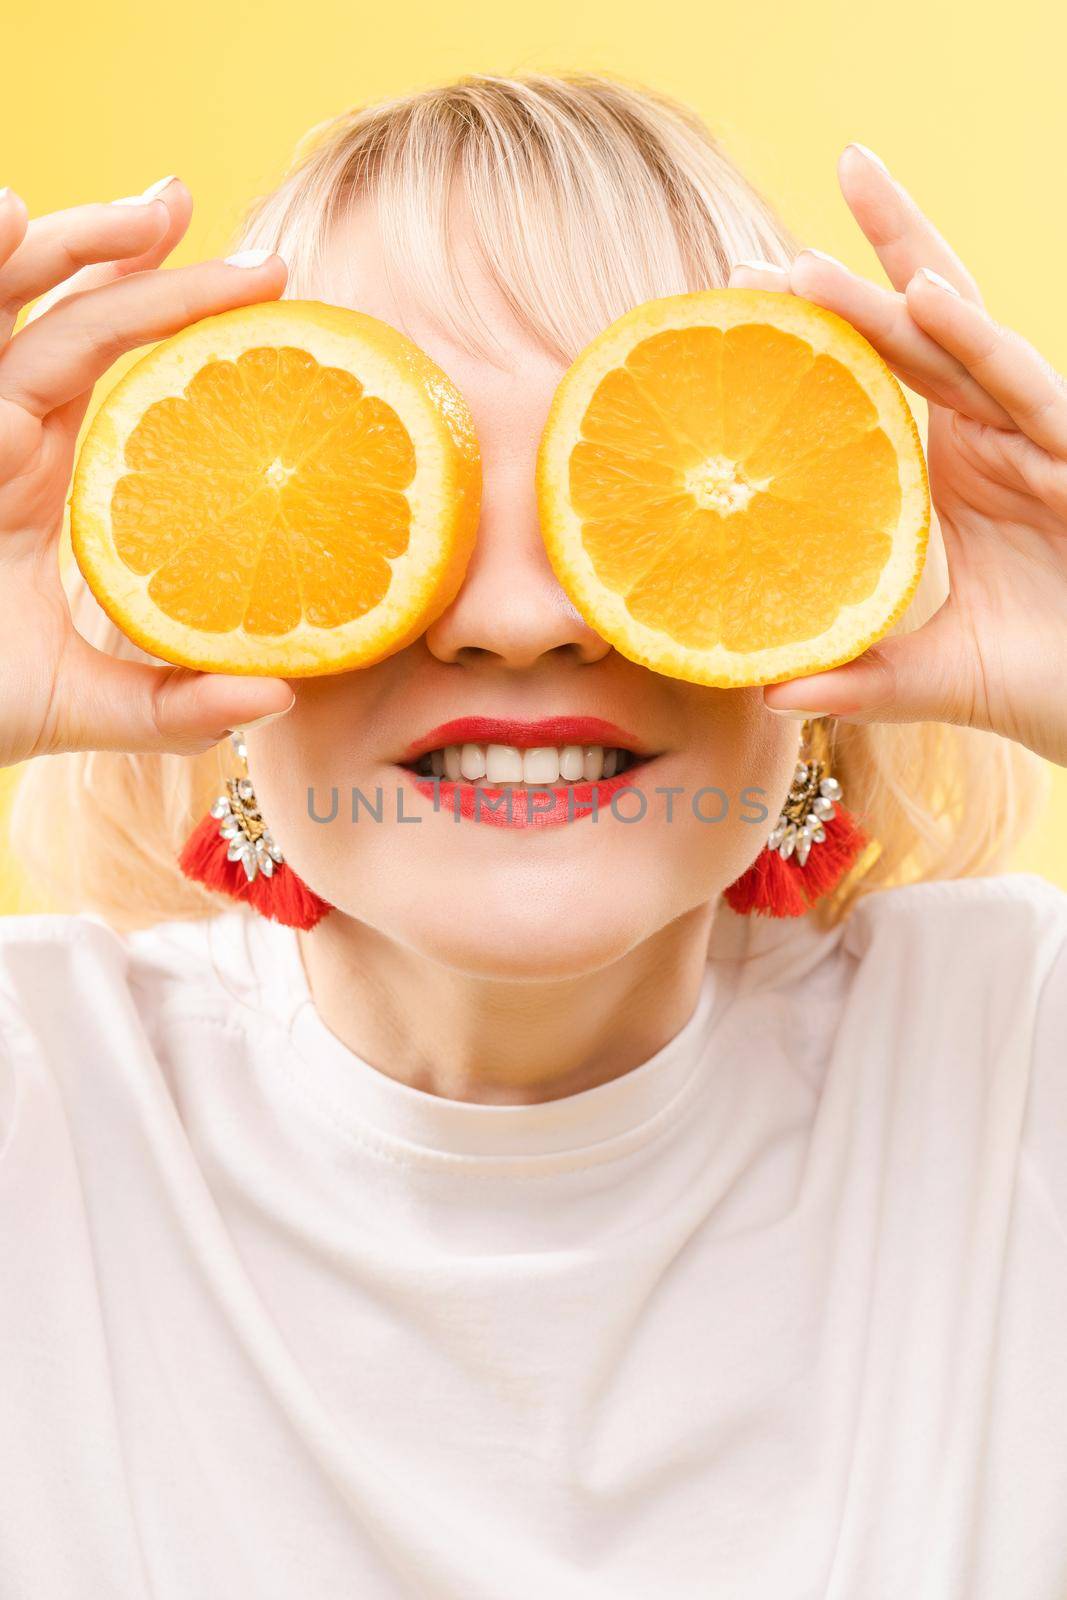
left=179, top=731, right=332, bottom=930
left=722, top=717, right=869, bottom=918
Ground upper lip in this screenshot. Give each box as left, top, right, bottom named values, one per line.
left=399, top=716, right=658, bottom=764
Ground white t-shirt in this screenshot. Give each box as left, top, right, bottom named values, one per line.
left=1, top=872, right=1066, bottom=1600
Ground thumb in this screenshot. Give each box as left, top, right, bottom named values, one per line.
left=62, top=644, right=296, bottom=754
left=762, top=609, right=962, bottom=727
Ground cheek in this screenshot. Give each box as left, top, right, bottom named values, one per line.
left=653, top=693, right=801, bottom=882
left=671, top=691, right=799, bottom=821
left=239, top=674, right=390, bottom=879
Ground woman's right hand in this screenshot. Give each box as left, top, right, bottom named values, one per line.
left=0, top=179, right=296, bottom=771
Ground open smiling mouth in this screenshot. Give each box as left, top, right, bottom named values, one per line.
left=394, top=718, right=663, bottom=828
left=405, top=741, right=645, bottom=783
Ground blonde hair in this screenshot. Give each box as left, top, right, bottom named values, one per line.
left=9, top=69, right=1048, bottom=929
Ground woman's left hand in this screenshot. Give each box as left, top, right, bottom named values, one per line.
left=730, top=143, right=1067, bottom=767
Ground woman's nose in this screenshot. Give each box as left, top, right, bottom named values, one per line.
left=422, top=499, right=612, bottom=671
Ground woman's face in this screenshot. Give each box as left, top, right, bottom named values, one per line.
left=249, top=198, right=799, bottom=979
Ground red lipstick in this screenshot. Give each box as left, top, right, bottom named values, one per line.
left=395, top=715, right=658, bottom=830
left=400, top=715, right=651, bottom=764
left=400, top=768, right=644, bottom=828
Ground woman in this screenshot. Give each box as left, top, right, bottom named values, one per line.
left=1, top=70, right=1065, bottom=1599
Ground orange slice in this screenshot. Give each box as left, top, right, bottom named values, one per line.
left=536, top=288, right=930, bottom=687
left=71, top=300, right=481, bottom=676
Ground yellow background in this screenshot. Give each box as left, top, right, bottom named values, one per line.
left=2, top=0, right=1065, bottom=908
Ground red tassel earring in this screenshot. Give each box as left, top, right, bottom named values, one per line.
left=723, top=717, right=869, bottom=919
left=179, top=731, right=333, bottom=931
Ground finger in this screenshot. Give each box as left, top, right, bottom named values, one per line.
left=0, top=250, right=287, bottom=416
left=58, top=638, right=296, bottom=756
left=837, top=143, right=984, bottom=305
left=0, top=195, right=172, bottom=343
left=950, top=412, right=1067, bottom=522
left=0, top=187, right=30, bottom=277
left=26, top=183, right=195, bottom=451
left=905, top=268, right=1067, bottom=458
left=730, top=249, right=1014, bottom=429
left=22, top=177, right=193, bottom=329
left=788, top=249, right=1014, bottom=428
left=728, top=260, right=791, bottom=291
left=39, top=387, right=100, bottom=461
left=762, top=603, right=968, bottom=727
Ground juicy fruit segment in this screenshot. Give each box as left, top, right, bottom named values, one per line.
left=71, top=300, right=481, bottom=677
left=112, top=347, right=414, bottom=636
left=573, top=327, right=897, bottom=652
left=538, top=290, right=929, bottom=688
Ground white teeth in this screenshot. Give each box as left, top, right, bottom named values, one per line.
left=485, top=743, right=524, bottom=783
left=460, top=742, right=486, bottom=780
left=559, top=745, right=585, bottom=781
left=523, top=746, right=560, bottom=784
left=415, top=742, right=636, bottom=782
left=443, top=745, right=463, bottom=781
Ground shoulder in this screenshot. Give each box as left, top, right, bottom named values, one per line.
left=845, top=868, right=1067, bottom=933
left=844, top=872, right=1067, bottom=1221
left=0, top=906, right=301, bottom=1162
left=712, top=871, right=1067, bottom=1109
left=0, top=905, right=261, bottom=1005
left=714, top=870, right=1067, bottom=1011
left=838, top=872, right=1067, bottom=1050
left=842, top=870, right=1067, bottom=979
left=0, top=907, right=284, bottom=1082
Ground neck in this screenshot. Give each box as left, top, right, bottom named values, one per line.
left=297, top=903, right=717, bottom=1106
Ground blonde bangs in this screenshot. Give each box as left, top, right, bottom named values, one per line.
left=6, top=70, right=1048, bottom=930
left=237, top=73, right=793, bottom=365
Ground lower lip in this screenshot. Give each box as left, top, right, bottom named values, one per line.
left=398, top=763, right=650, bottom=828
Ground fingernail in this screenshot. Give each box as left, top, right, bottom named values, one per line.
left=242, top=699, right=296, bottom=731
left=766, top=706, right=833, bottom=720
left=848, top=142, right=889, bottom=173
left=800, top=248, right=846, bottom=270
left=141, top=174, right=178, bottom=200
left=915, top=266, right=960, bottom=298
left=112, top=175, right=177, bottom=207
left=732, top=258, right=777, bottom=273
left=224, top=248, right=275, bottom=268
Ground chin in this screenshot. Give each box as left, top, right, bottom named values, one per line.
left=402, top=916, right=651, bottom=982
left=339, top=861, right=673, bottom=982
